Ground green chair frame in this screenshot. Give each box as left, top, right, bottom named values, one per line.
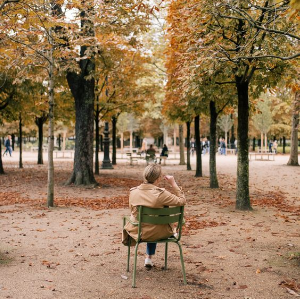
left=123, top=206, right=187, bottom=288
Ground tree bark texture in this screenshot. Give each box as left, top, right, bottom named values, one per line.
left=66, top=7, right=97, bottom=186
left=287, top=92, right=299, bottom=166
left=236, top=79, right=252, bottom=210
left=12, top=134, right=15, bottom=150
left=94, top=108, right=100, bottom=175
left=66, top=67, right=97, bottom=185
left=112, top=116, right=117, bottom=165
left=209, top=101, right=219, bottom=188
left=186, top=121, right=191, bottom=170
left=47, top=50, right=55, bottom=207
left=194, top=115, right=202, bottom=177
left=179, top=124, right=185, bottom=165
left=19, top=113, right=23, bottom=169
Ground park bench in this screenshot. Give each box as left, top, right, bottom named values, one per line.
left=31, top=146, right=48, bottom=152
left=123, top=206, right=186, bottom=288
left=126, top=152, right=143, bottom=165
left=249, top=152, right=275, bottom=161
left=54, top=150, right=74, bottom=159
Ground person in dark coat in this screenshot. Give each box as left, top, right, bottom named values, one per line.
left=3, top=135, right=12, bottom=157
left=159, top=144, right=168, bottom=164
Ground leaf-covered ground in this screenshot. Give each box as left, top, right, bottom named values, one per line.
left=0, top=158, right=299, bottom=298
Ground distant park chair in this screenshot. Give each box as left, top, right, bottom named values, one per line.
left=145, top=153, right=157, bottom=164
left=123, top=206, right=187, bottom=288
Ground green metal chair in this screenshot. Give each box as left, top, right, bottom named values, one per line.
left=145, top=153, right=157, bottom=164
left=123, top=206, right=187, bottom=288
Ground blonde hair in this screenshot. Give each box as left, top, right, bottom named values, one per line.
left=143, top=164, right=162, bottom=183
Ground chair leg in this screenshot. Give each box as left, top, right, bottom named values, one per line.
left=177, top=242, right=187, bottom=285
left=164, top=242, right=168, bottom=270
left=132, top=243, right=139, bottom=288
left=127, top=239, right=131, bottom=272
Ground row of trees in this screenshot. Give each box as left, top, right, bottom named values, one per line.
left=164, top=0, right=299, bottom=210
left=0, top=0, right=164, bottom=205
left=0, top=0, right=299, bottom=211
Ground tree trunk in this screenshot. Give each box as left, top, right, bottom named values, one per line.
left=236, top=79, right=252, bottom=210
left=287, top=92, right=299, bottom=166
left=94, top=105, right=100, bottom=175
left=12, top=134, right=15, bottom=150
left=19, top=113, right=23, bottom=169
left=195, top=115, right=202, bottom=177
left=163, top=124, right=168, bottom=145
left=224, top=130, right=228, bottom=155
left=283, top=136, right=286, bottom=154
left=100, top=134, right=103, bottom=152
left=112, top=116, right=117, bottom=165
left=209, top=101, right=219, bottom=188
left=252, top=137, right=256, bottom=151
left=58, top=134, right=61, bottom=150
left=0, top=137, right=4, bottom=174
left=130, top=130, right=133, bottom=152
left=186, top=121, right=191, bottom=170
left=47, top=49, right=55, bottom=207
left=230, top=114, right=235, bottom=144
left=173, top=126, right=177, bottom=158
left=66, top=7, right=97, bottom=186
left=36, top=117, right=46, bottom=165
left=179, top=124, right=185, bottom=165
left=66, top=67, right=97, bottom=185
left=120, top=132, right=124, bottom=157
left=264, top=133, right=267, bottom=152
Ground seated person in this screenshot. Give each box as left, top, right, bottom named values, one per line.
left=123, top=164, right=186, bottom=267
left=159, top=144, right=168, bottom=164
left=146, top=144, right=156, bottom=162
left=146, top=144, right=156, bottom=155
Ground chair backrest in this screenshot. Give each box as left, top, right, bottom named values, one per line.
left=137, top=206, right=184, bottom=241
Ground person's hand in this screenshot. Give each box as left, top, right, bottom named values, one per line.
left=164, top=175, right=177, bottom=187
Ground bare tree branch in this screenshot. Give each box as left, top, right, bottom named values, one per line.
left=0, top=0, right=19, bottom=11
left=234, top=53, right=300, bottom=61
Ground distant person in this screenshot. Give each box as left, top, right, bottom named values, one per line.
left=190, top=138, right=195, bottom=156
left=221, top=138, right=226, bottom=155
left=146, top=144, right=156, bottom=164
left=218, top=137, right=222, bottom=154
left=234, top=139, right=238, bottom=155
left=3, top=135, right=12, bottom=157
left=146, top=144, right=156, bottom=155
left=202, top=138, right=207, bottom=154
left=205, top=139, right=210, bottom=154
left=141, top=139, right=147, bottom=154
left=269, top=140, right=273, bottom=153
left=159, top=144, right=168, bottom=164
left=273, top=140, right=278, bottom=154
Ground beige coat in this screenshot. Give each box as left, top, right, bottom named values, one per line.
left=124, top=183, right=186, bottom=242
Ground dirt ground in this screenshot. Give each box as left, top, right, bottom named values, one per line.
left=0, top=153, right=299, bottom=299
